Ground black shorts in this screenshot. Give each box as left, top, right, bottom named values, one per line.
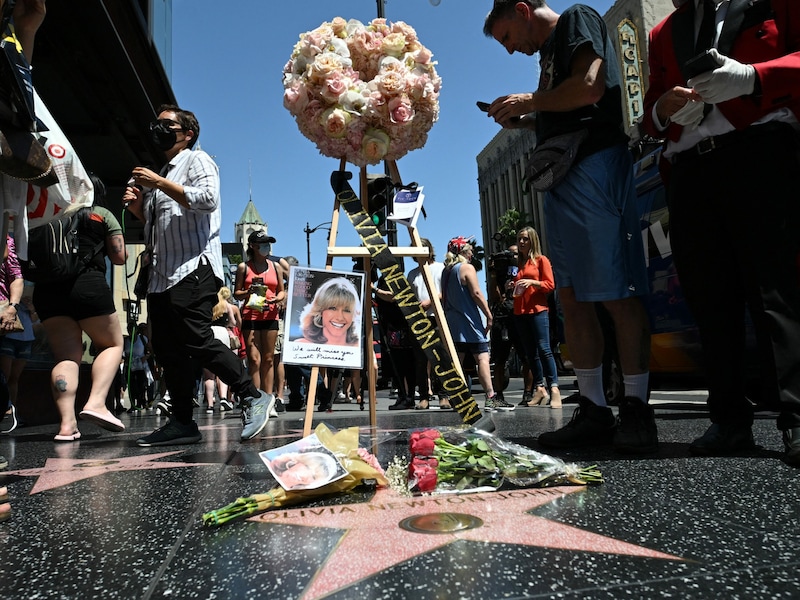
left=33, top=270, right=116, bottom=321
left=241, top=319, right=279, bottom=332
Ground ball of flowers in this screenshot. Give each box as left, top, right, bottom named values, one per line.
left=283, top=17, right=441, bottom=167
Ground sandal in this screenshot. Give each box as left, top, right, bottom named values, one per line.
left=439, top=397, right=452, bottom=410
left=415, top=399, right=430, bottom=410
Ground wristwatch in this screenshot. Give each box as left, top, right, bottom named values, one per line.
left=9, top=302, right=19, bottom=311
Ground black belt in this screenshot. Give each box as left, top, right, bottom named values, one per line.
left=675, top=121, right=794, bottom=163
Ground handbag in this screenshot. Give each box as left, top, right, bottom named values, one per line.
left=524, top=129, right=589, bottom=192
left=0, top=300, right=24, bottom=334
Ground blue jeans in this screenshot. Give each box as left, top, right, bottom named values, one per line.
left=515, top=311, right=558, bottom=388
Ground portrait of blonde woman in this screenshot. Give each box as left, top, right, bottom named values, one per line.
left=294, top=277, right=361, bottom=347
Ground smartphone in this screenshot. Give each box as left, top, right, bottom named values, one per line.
left=476, top=101, right=490, bottom=112
left=685, top=49, right=719, bottom=78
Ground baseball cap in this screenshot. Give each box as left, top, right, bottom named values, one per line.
left=248, top=230, right=276, bottom=244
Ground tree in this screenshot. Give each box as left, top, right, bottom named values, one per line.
left=497, top=208, right=533, bottom=248
left=471, top=241, right=485, bottom=272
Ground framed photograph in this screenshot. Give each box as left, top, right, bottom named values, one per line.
left=260, top=433, right=348, bottom=491
left=282, top=266, right=365, bottom=369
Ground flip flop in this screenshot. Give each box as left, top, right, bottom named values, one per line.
left=54, top=431, right=81, bottom=442
left=79, top=410, right=125, bottom=432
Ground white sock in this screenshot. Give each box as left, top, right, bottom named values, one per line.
left=574, top=366, right=606, bottom=407
left=624, top=372, right=650, bottom=403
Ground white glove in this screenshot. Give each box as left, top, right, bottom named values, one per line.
left=688, top=49, right=756, bottom=104
left=670, top=99, right=705, bottom=130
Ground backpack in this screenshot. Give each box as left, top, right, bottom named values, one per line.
left=22, top=213, right=103, bottom=282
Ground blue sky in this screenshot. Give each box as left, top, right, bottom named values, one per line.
left=171, top=0, right=615, bottom=272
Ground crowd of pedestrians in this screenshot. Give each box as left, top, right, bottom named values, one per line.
left=4, top=0, right=800, bottom=527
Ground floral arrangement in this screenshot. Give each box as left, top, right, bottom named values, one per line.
left=202, top=424, right=387, bottom=527
left=282, top=17, right=441, bottom=167
left=395, top=428, right=603, bottom=494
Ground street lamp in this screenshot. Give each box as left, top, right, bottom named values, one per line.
left=304, top=221, right=332, bottom=265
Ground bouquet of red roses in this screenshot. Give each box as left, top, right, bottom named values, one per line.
left=406, top=428, right=602, bottom=494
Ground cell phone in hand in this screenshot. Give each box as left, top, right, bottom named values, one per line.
left=476, top=101, right=490, bottom=112
left=685, top=49, right=719, bottom=79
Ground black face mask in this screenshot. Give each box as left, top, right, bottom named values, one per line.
left=150, top=122, right=178, bottom=151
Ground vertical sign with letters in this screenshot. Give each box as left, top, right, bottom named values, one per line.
left=618, top=19, right=644, bottom=129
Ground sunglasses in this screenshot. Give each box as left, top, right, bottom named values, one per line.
left=149, top=118, right=185, bottom=131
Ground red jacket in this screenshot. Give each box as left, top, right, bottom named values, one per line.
left=642, top=0, right=800, bottom=142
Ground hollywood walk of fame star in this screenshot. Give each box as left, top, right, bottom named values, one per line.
left=247, top=487, right=685, bottom=600
left=2, top=452, right=218, bottom=494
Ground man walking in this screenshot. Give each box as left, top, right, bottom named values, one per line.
left=124, top=104, right=273, bottom=446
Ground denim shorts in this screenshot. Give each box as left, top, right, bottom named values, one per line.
left=0, top=337, right=33, bottom=360
left=544, top=144, right=648, bottom=302
left=455, top=341, right=489, bottom=355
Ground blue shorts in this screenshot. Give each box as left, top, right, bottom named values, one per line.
left=544, top=144, right=648, bottom=302
left=0, top=337, right=33, bottom=360
left=455, top=341, right=489, bottom=355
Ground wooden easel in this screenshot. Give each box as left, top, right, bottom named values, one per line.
left=301, top=159, right=463, bottom=436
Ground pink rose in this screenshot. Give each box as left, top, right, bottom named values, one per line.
left=320, top=71, right=349, bottom=104
left=361, top=128, right=391, bottom=162
left=377, top=71, right=406, bottom=96
left=320, top=107, right=351, bottom=138
left=283, top=83, right=310, bottom=115
left=356, top=447, right=386, bottom=477
left=388, top=96, right=414, bottom=126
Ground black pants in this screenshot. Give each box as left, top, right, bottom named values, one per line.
left=148, top=263, right=256, bottom=424
left=669, top=123, right=800, bottom=430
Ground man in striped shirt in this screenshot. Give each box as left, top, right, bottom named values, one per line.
left=123, top=104, right=274, bottom=446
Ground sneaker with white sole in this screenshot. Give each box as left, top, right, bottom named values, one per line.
left=241, top=391, right=274, bottom=440
left=156, top=399, right=172, bottom=416
left=1, top=404, right=17, bottom=434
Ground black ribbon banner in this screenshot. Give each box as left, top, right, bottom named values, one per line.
left=331, top=170, right=482, bottom=425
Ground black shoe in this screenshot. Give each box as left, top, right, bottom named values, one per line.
left=388, top=399, right=416, bottom=410
left=689, top=423, right=755, bottom=456
left=136, top=420, right=201, bottom=447
left=219, top=398, right=233, bottom=412
left=285, top=402, right=303, bottom=411
left=274, top=399, right=286, bottom=413
left=782, top=427, right=800, bottom=467
left=538, top=397, right=616, bottom=449
left=613, top=397, right=659, bottom=454
left=518, top=391, right=532, bottom=406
